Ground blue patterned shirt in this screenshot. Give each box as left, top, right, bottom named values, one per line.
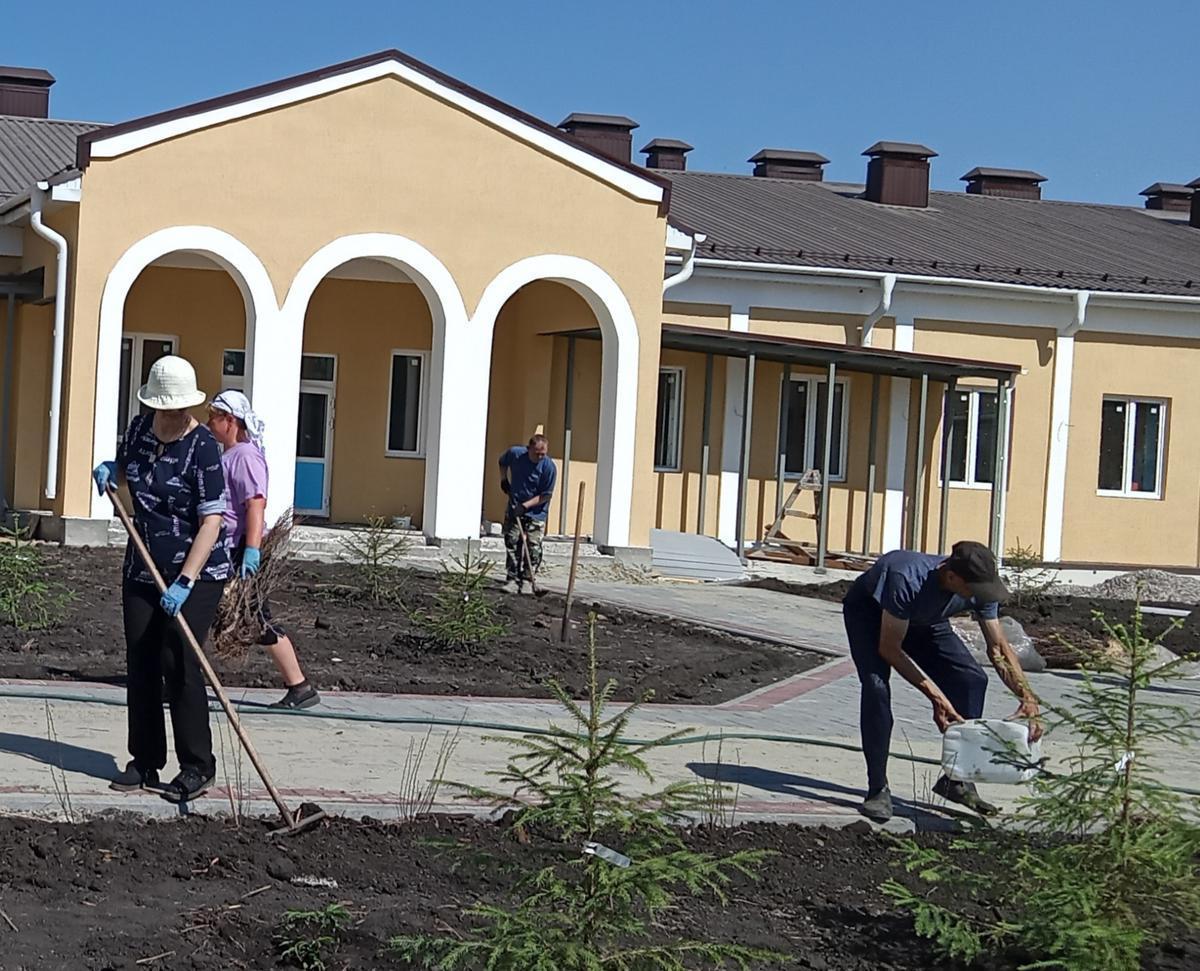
left=118, top=414, right=231, bottom=585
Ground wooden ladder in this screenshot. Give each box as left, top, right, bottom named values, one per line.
left=752, top=469, right=823, bottom=562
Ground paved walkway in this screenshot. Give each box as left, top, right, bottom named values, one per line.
left=2, top=585, right=1197, bottom=829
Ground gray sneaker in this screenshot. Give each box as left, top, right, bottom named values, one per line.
left=501, top=579, right=521, bottom=594
left=861, top=786, right=893, bottom=823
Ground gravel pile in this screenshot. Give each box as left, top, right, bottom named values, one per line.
left=1083, top=569, right=1200, bottom=605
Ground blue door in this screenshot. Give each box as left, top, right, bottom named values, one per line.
left=295, top=389, right=331, bottom=515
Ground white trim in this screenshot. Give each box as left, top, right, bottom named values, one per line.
left=91, top=226, right=278, bottom=520
left=653, top=365, right=685, bottom=472
left=279, top=233, right=467, bottom=535
left=717, top=307, right=750, bottom=547
left=384, top=348, right=429, bottom=459
left=87, top=59, right=664, bottom=205
left=1041, top=333, right=1075, bottom=561
left=777, top=373, right=851, bottom=483
left=49, top=178, right=81, bottom=204
left=294, top=356, right=338, bottom=517
left=469, top=255, right=642, bottom=549
left=881, top=319, right=915, bottom=551
left=1096, top=395, right=1167, bottom=500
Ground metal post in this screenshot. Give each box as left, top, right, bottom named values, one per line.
left=989, top=378, right=1011, bottom=560
left=816, top=361, right=836, bottom=571
left=735, top=353, right=756, bottom=563
left=776, top=362, right=791, bottom=520
left=696, top=352, right=713, bottom=534
left=0, top=293, right=14, bottom=514
left=910, top=372, right=929, bottom=551
left=862, top=373, right=880, bottom=556
left=938, top=377, right=957, bottom=555
left=558, top=336, right=575, bottom=536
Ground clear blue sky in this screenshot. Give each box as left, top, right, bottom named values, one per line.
left=10, top=1, right=1197, bottom=206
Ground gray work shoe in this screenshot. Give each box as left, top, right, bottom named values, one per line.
left=501, top=579, right=521, bottom=594
left=861, top=786, right=893, bottom=822
left=933, top=775, right=999, bottom=816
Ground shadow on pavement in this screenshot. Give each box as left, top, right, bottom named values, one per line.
left=0, top=732, right=121, bottom=783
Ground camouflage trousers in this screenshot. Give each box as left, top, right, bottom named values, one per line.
left=503, top=513, right=545, bottom=582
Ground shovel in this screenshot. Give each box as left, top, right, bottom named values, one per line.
left=106, top=486, right=325, bottom=838
left=514, top=509, right=548, bottom=598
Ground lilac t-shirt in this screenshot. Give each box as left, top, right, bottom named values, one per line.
left=221, top=442, right=269, bottom=551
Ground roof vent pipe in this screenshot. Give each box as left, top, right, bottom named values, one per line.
left=642, top=138, right=693, bottom=171
left=863, top=141, right=937, bottom=208
left=962, top=167, right=1047, bottom=200
left=1190, top=178, right=1200, bottom=229
left=1140, top=182, right=1194, bottom=212
left=557, top=113, right=639, bottom=163
left=860, top=274, right=897, bottom=346
left=748, top=149, right=829, bottom=181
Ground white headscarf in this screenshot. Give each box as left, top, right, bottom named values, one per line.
left=211, top=389, right=266, bottom=448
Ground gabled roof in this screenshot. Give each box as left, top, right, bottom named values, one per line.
left=76, top=50, right=670, bottom=208
left=663, top=169, right=1200, bottom=296
left=0, top=114, right=104, bottom=202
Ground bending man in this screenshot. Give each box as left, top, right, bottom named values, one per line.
left=498, top=434, right=557, bottom=594
left=842, top=540, right=1041, bottom=822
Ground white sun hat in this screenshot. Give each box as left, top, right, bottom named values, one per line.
left=136, top=355, right=207, bottom=410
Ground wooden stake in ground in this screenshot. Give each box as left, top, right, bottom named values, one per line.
left=560, top=481, right=587, bottom=643
left=105, top=487, right=323, bottom=837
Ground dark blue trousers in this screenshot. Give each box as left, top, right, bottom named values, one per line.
left=843, top=597, right=988, bottom=793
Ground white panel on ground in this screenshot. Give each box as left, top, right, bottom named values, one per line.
left=650, top=529, right=747, bottom=581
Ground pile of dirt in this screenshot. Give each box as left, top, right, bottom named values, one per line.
left=0, top=813, right=1192, bottom=971
left=744, top=577, right=1200, bottom=669
left=0, top=548, right=823, bottom=704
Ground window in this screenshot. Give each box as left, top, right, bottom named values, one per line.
left=386, top=351, right=426, bottom=456
left=943, top=389, right=998, bottom=487
left=779, top=376, right=849, bottom=481
left=117, top=334, right=177, bottom=440
left=221, top=349, right=246, bottom=390
left=1097, top=397, right=1166, bottom=498
left=653, top=367, right=684, bottom=471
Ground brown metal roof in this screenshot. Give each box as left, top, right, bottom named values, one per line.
left=662, top=169, right=1200, bottom=295
left=0, top=114, right=104, bottom=203
left=542, top=323, right=1021, bottom=382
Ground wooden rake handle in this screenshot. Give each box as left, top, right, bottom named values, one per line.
left=107, top=486, right=295, bottom=827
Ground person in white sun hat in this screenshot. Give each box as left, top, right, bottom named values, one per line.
left=207, top=388, right=319, bottom=710
left=92, top=354, right=230, bottom=805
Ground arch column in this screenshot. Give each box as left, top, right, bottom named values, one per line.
left=90, top=227, right=277, bottom=520
left=465, top=255, right=641, bottom=549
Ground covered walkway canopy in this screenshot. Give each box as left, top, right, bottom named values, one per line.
left=546, top=322, right=1022, bottom=568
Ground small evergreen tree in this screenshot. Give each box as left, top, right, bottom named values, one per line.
left=884, top=601, right=1200, bottom=971
left=409, top=546, right=507, bottom=650
left=1003, top=538, right=1055, bottom=609
left=339, top=514, right=411, bottom=604
left=389, top=615, right=781, bottom=970
left=0, top=526, right=72, bottom=631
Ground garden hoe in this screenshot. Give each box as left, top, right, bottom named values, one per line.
left=107, top=486, right=326, bottom=838
left=517, top=516, right=548, bottom=598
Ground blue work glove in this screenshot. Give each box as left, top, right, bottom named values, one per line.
left=93, top=461, right=117, bottom=496
left=241, top=547, right=261, bottom=578
left=160, top=580, right=192, bottom=617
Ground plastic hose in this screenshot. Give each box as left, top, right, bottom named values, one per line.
left=2, top=685, right=1198, bottom=798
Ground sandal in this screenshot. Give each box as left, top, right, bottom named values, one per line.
left=110, top=761, right=160, bottom=792
left=161, top=767, right=215, bottom=804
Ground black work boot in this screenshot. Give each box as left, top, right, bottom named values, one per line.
left=109, top=761, right=159, bottom=792
left=933, top=775, right=999, bottom=816
left=271, top=682, right=320, bottom=710
left=861, top=786, right=893, bottom=822
left=161, top=767, right=215, bottom=804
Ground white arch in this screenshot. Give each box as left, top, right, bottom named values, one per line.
left=90, top=226, right=277, bottom=519
left=463, top=255, right=641, bottom=548
left=272, top=234, right=469, bottom=531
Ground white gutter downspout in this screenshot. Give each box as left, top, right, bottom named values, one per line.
left=662, top=233, right=707, bottom=293
left=1041, top=290, right=1090, bottom=562
left=860, top=272, right=897, bottom=345
left=30, top=183, right=68, bottom=501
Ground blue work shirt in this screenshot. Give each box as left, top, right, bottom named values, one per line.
left=846, top=550, right=998, bottom=627
left=499, top=445, right=557, bottom=521
left=118, top=413, right=232, bottom=585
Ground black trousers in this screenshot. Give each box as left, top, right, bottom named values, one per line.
left=122, top=580, right=224, bottom=777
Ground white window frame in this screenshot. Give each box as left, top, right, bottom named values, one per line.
left=384, top=349, right=428, bottom=459
left=653, top=366, right=685, bottom=472
left=1096, top=395, right=1167, bottom=500
left=220, top=347, right=247, bottom=392
left=778, top=374, right=850, bottom=483
left=119, top=332, right=179, bottom=438
left=941, top=387, right=998, bottom=491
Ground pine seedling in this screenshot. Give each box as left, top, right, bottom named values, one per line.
left=409, top=546, right=507, bottom=650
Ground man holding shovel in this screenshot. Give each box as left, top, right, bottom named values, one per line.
left=498, top=435, right=557, bottom=594
left=842, top=540, right=1042, bottom=823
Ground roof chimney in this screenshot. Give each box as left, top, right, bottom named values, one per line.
left=1190, top=178, right=1200, bottom=229
left=558, top=113, right=639, bottom=163
left=641, top=138, right=693, bottom=171
left=0, top=66, right=54, bottom=119
left=1140, top=182, right=1194, bottom=212
left=748, top=149, right=829, bottom=181
left=863, top=141, right=937, bottom=208
left=962, top=166, right=1047, bottom=200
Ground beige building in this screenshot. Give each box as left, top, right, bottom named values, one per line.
left=2, top=54, right=1199, bottom=568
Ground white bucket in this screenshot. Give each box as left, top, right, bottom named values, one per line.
left=940, top=719, right=1042, bottom=785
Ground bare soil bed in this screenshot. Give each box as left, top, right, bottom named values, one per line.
left=0, top=813, right=1192, bottom=971
left=747, top=577, right=1200, bottom=668
left=0, top=548, right=821, bottom=704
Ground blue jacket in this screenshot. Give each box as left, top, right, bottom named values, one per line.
left=499, top=445, right=557, bottom=521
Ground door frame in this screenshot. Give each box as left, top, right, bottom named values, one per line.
left=295, top=354, right=337, bottom=518
left=120, top=332, right=179, bottom=440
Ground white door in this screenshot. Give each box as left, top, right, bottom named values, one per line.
left=119, top=334, right=177, bottom=440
